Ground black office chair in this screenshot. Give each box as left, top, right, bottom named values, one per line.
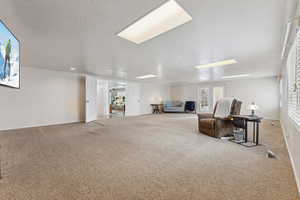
left=185, top=101, right=196, bottom=113
left=232, top=118, right=245, bottom=129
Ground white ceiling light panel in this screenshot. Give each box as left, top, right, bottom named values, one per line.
left=118, top=0, right=192, bottom=44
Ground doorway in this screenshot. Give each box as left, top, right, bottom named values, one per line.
left=109, top=86, right=126, bottom=117
left=97, top=80, right=126, bottom=119
left=85, top=75, right=141, bottom=123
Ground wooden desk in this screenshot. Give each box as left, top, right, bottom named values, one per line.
left=231, top=115, right=263, bottom=146
left=151, top=104, right=163, bottom=114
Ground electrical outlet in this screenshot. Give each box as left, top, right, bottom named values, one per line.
left=286, top=134, right=290, bottom=139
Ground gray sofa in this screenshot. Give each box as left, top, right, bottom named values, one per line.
left=163, top=101, right=185, bottom=113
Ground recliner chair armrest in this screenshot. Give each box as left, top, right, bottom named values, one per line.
left=214, top=116, right=234, bottom=121
left=197, top=113, right=214, bottom=120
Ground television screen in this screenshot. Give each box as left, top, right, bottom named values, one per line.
left=0, top=20, right=20, bottom=89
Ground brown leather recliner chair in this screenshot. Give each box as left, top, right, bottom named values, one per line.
left=197, top=99, right=242, bottom=138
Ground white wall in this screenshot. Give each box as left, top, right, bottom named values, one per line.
left=226, top=77, right=279, bottom=120
left=139, top=83, right=170, bottom=115
left=281, top=66, right=300, bottom=193
left=171, top=77, right=280, bottom=120
left=0, top=67, right=85, bottom=130
left=171, top=84, right=198, bottom=103
left=125, top=83, right=170, bottom=116
left=279, top=0, right=300, bottom=193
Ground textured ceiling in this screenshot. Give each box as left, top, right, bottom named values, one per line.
left=0, top=0, right=286, bottom=83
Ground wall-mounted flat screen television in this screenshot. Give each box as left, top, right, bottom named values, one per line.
left=0, top=20, right=20, bottom=89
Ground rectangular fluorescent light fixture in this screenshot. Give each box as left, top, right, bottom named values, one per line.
left=136, top=74, right=157, bottom=79
left=222, top=74, right=250, bottom=79
left=195, top=59, right=238, bottom=69
left=117, top=0, right=192, bottom=44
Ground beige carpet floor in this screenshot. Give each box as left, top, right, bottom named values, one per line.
left=0, top=114, right=299, bottom=200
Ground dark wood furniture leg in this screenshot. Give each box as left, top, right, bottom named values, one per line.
left=245, top=120, right=248, bottom=143
left=231, top=115, right=262, bottom=147
left=153, top=105, right=160, bottom=114
left=256, top=122, right=259, bottom=145
left=253, top=122, right=255, bottom=142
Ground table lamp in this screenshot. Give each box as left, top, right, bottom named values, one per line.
left=248, top=102, right=258, bottom=116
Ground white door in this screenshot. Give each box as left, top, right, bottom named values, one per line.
left=97, top=80, right=109, bottom=116
left=125, top=83, right=141, bottom=116
left=85, top=75, right=98, bottom=123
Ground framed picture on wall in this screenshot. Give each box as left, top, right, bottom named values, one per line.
left=0, top=20, right=20, bottom=89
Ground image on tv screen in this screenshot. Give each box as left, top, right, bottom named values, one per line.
left=0, top=20, right=20, bottom=89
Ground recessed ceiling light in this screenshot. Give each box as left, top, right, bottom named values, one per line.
left=118, top=82, right=127, bottom=85
left=222, top=74, right=250, bottom=79
left=199, top=76, right=209, bottom=81
left=117, top=0, right=192, bottom=44
left=136, top=74, right=157, bottom=79
left=70, top=67, right=76, bottom=71
left=194, top=59, right=238, bottom=69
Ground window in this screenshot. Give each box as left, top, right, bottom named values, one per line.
left=287, top=30, right=300, bottom=126
left=213, top=86, right=224, bottom=108
left=198, top=88, right=209, bottom=112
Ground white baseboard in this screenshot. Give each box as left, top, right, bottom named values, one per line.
left=280, top=120, right=300, bottom=196
left=0, top=120, right=83, bottom=131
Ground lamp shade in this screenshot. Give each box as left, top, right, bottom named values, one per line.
left=247, top=103, right=259, bottom=111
